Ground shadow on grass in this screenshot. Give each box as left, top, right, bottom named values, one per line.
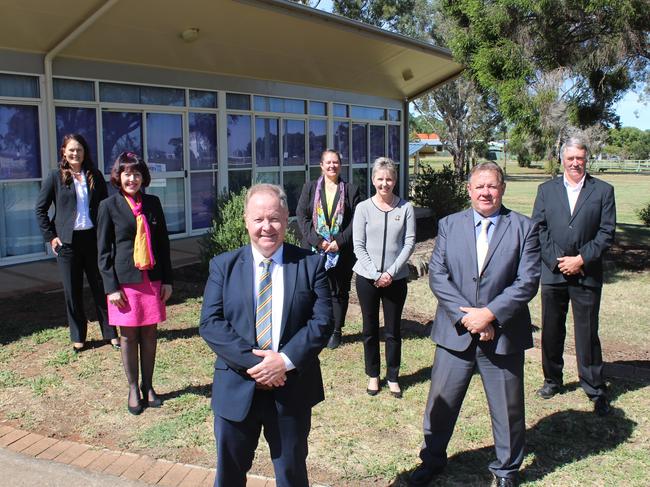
left=158, top=382, right=212, bottom=402
left=391, top=379, right=643, bottom=486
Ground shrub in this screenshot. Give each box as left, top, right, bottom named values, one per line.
left=410, top=164, right=468, bottom=224
left=544, top=158, right=560, bottom=176
left=637, top=201, right=650, bottom=226
left=199, top=188, right=300, bottom=270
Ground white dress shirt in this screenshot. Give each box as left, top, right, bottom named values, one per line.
left=251, top=244, right=295, bottom=371
left=563, top=173, right=585, bottom=215
left=73, top=173, right=93, bottom=230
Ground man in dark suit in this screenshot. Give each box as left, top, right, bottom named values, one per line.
left=410, top=162, right=540, bottom=487
left=199, top=183, right=333, bottom=487
left=532, top=137, right=616, bottom=416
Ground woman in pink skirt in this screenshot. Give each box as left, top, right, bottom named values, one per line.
left=98, top=152, right=173, bottom=415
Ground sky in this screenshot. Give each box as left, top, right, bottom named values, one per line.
left=313, top=1, right=648, bottom=131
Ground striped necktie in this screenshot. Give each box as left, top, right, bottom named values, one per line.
left=255, top=258, right=273, bottom=350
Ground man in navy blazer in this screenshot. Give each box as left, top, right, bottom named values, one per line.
left=199, top=183, right=333, bottom=487
left=532, top=137, right=616, bottom=416
left=410, top=162, right=540, bottom=487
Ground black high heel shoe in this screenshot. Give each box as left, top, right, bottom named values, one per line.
left=127, top=390, right=143, bottom=415
left=141, top=386, right=162, bottom=408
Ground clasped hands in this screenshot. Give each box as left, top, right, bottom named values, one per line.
left=557, top=255, right=584, bottom=276
left=374, top=272, right=393, bottom=288
left=459, top=306, right=496, bottom=341
left=108, top=284, right=172, bottom=309
left=319, top=239, right=339, bottom=254
left=246, top=349, right=288, bottom=390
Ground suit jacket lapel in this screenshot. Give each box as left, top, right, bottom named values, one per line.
left=281, top=244, right=297, bottom=341
left=482, top=207, right=511, bottom=272
left=239, top=246, right=256, bottom=345
left=569, top=174, right=594, bottom=223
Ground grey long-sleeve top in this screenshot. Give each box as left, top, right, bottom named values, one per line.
left=352, top=197, right=416, bottom=281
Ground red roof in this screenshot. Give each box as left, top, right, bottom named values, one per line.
left=416, top=133, right=440, bottom=140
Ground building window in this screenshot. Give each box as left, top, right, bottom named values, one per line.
left=189, top=90, right=217, bottom=108
left=255, top=118, right=280, bottom=167
left=283, top=119, right=305, bottom=167
left=352, top=123, right=367, bottom=165
left=146, top=113, right=183, bottom=172
left=226, top=93, right=251, bottom=110
left=333, top=121, right=349, bottom=164
left=99, top=83, right=184, bottom=106
left=309, top=101, right=327, bottom=116
left=147, top=178, right=186, bottom=234
left=0, top=73, right=39, bottom=98
left=0, top=104, right=41, bottom=179
left=388, top=125, right=401, bottom=162
left=309, top=119, right=327, bottom=165
left=190, top=172, right=217, bottom=230
left=189, top=113, right=217, bottom=170
left=53, top=79, right=95, bottom=101
left=0, top=181, right=43, bottom=257
left=351, top=105, right=386, bottom=121
left=388, top=109, right=401, bottom=122
left=254, top=96, right=306, bottom=114
left=227, top=115, right=252, bottom=168
left=333, top=103, right=348, bottom=118
left=55, top=107, right=98, bottom=164
left=369, top=125, right=386, bottom=162
left=101, top=111, right=143, bottom=173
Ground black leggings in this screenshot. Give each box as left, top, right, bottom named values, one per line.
left=356, top=276, right=407, bottom=382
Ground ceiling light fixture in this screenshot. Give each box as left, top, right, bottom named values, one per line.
left=180, top=28, right=200, bottom=43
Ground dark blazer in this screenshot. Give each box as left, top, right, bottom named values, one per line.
left=35, top=168, right=107, bottom=244
left=97, top=192, right=173, bottom=294
left=429, top=206, right=541, bottom=355
left=532, top=174, right=616, bottom=288
left=295, top=178, right=361, bottom=261
left=199, top=244, right=333, bottom=422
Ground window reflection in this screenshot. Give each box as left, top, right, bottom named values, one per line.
left=0, top=104, right=41, bottom=180
left=255, top=118, right=279, bottom=167
left=352, top=123, right=367, bottom=165
left=283, top=171, right=305, bottom=217
left=227, top=115, right=252, bottom=168
left=189, top=113, right=217, bottom=170
left=102, top=111, right=142, bottom=173
left=370, top=125, right=385, bottom=162
left=283, top=119, right=305, bottom=167
left=388, top=125, right=401, bottom=163
left=146, top=178, right=185, bottom=234
left=56, top=107, right=98, bottom=164
left=190, top=172, right=216, bottom=230
left=309, top=120, right=326, bottom=165
left=146, top=113, right=183, bottom=172
left=351, top=105, right=386, bottom=121
left=0, top=181, right=43, bottom=257
left=333, top=121, right=349, bottom=164
left=229, top=170, right=251, bottom=193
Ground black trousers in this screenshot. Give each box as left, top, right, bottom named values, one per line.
left=326, top=257, right=354, bottom=333
left=213, top=390, right=311, bottom=487
left=56, top=229, right=115, bottom=343
left=540, top=283, right=605, bottom=398
left=356, top=276, right=407, bottom=382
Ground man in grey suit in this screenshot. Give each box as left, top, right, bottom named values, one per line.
left=410, top=162, right=540, bottom=487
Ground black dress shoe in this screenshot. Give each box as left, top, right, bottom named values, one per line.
left=408, top=463, right=443, bottom=487
left=141, top=387, right=162, bottom=408
left=536, top=382, right=562, bottom=399
left=593, top=396, right=611, bottom=416
left=494, top=475, right=518, bottom=487
left=327, top=331, right=341, bottom=349
left=72, top=344, right=85, bottom=354
left=127, top=402, right=143, bottom=415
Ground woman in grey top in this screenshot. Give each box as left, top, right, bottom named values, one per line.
left=353, top=157, right=416, bottom=398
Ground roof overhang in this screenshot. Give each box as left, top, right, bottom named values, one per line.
left=0, top=0, right=463, bottom=101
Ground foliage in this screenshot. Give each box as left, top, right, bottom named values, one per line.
left=410, top=164, right=468, bottom=222
left=199, top=188, right=300, bottom=271
left=637, top=202, right=650, bottom=226
left=605, top=127, right=650, bottom=160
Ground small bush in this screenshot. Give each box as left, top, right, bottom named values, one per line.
left=637, top=201, right=650, bottom=226
left=199, top=188, right=300, bottom=270
left=410, top=164, right=468, bottom=223
left=544, top=158, right=560, bottom=176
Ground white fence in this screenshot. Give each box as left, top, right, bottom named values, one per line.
left=589, top=160, right=650, bottom=173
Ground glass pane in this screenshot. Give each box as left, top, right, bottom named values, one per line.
left=53, top=79, right=95, bottom=101
left=333, top=121, right=349, bottom=164
left=388, top=125, right=401, bottom=162
left=229, top=170, right=251, bottom=193
left=227, top=115, right=252, bottom=168
left=309, top=101, right=327, bottom=116
left=55, top=107, right=98, bottom=164
left=189, top=90, right=217, bottom=108
left=388, top=109, right=401, bottom=122
left=0, top=104, right=41, bottom=179
left=254, top=96, right=306, bottom=114
left=0, top=73, right=39, bottom=98
left=0, top=181, right=43, bottom=256
left=369, top=125, right=386, bottom=162
left=189, top=113, right=217, bottom=170
left=309, top=166, right=321, bottom=181
left=352, top=123, right=367, bottom=165
left=309, top=119, right=326, bottom=165
left=351, top=105, right=386, bottom=120
left=146, top=113, right=183, bottom=172
left=190, top=172, right=217, bottom=230
left=283, top=171, right=305, bottom=217
left=140, top=86, right=184, bottom=106
left=146, top=178, right=185, bottom=234
left=101, top=111, right=142, bottom=173
left=255, top=118, right=279, bottom=167
left=352, top=168, right=368, bottom=200
left=256, top=171, right=279, bottom=184
left=226, top=93, right=251, bottom=110
left=99, top=83, right=139, bottom=104
left=333, top=103, right=347, bottom=117
left=283, top=119, right=305, bottom=167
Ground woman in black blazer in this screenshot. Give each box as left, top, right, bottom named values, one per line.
left=35, top=133, right=118, bottom=352
left=98, top=152, right=173, bottom=415
left=296, top=149, right=361, bottom=349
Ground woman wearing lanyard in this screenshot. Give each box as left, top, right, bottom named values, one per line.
left=296, top=149, right=361, bottom=349
left=35, top=134, right=118, bottom=352
left=353, top=157, right=416, bottom=398
left=98, top=152, right=173, bottom=415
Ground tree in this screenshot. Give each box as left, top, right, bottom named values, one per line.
left=441, top=0, right=650, bottom=161
left=605, top=127, right=650, bottom=160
